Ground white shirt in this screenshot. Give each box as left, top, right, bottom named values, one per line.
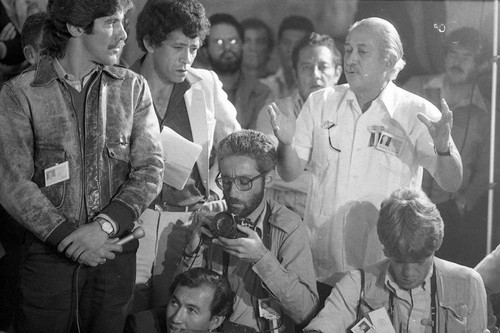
left=293, top=82, right=456, bottom=283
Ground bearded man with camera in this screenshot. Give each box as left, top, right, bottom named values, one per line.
left=176, top=129, right=318, bottom=332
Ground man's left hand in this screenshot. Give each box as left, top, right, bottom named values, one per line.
left=417, top=98, right=453, bottom=152
left=213, top=225, right=268, bottom=263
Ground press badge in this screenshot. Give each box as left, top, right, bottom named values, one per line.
left=351, top=317, right=375, bottom=333
left=375, top=131, right=405, bottom=157
left=44, top=161, right=69, bottom=187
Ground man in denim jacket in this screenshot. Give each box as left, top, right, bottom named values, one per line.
left=305, top=188, right=488, bottom=333
left=0, top=0, right=163, bottom=332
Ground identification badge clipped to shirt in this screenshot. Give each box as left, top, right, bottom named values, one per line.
left=44, top=161, right=70, bottom=187
left=375, top=131, right=405, bottom=157
left=351, top=317, right=375, bottom=333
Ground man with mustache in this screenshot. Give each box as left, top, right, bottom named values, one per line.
left=203, top=13, right=273, bottom=129
left=404, top=27, right=491, bottom=267
left=177, top=130, right=318, bottom=332
left=254, top=32, right=342, bottom=218
left=304, top=187, right=488, bottom=333
left=0, top=0, right=164, bottom=331
left=269, top=17, right=463, bottom=286
left=130, top=0, right=240, bottom=310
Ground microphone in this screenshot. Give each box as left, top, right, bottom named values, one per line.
left=116, top=226, right=145, bottom=245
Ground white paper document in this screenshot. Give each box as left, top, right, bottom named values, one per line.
left=160, top=126, right=202, bottom=190
left=367, top=307, right=396, bottom=333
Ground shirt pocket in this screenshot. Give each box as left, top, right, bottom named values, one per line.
left=441, top=303, right=468, bottom=332
left=310, top=126, right=340, bottom=172
left=33, top=146, right=67, bottom=209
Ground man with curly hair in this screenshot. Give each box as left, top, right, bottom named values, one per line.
left=131, top=0, right=240, bottom=310
left=0, top=0, right=164, bottom=331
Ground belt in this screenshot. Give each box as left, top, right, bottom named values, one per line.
left=152, top=202, right=203, bottom=213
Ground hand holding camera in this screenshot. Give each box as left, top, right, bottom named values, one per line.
left=212, top=223, right=268, bottom=264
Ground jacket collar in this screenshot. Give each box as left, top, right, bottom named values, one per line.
left=32, top=56, right=125, bottom=87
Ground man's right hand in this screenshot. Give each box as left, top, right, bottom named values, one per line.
left=57, top=222, right=122, bottom=266
left=184, top=210, right=214, bottom=255
left=267, top=102, right=296, bottom=145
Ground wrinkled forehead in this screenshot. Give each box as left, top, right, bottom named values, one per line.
left=346, top=24, right=381, bottom=49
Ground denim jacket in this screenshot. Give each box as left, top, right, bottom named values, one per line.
left=0, top=56, right=164, bottom=246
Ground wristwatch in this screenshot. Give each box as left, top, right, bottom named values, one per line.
left=98, top=219, right=115, bottom=236
left=435, top=144, right=453, bottom=156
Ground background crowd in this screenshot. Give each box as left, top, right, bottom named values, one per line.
left=0, top=0, right=499, bottom=332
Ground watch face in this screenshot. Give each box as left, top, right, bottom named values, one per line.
left=101, top=221, right=114, bottom=235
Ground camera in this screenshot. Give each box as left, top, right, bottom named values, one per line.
left=210, top=211, right=255, bottom=239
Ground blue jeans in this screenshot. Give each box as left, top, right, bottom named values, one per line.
left=17, top=233, right=137, bottom=333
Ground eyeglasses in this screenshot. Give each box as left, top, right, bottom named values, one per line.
left=213, top=38, right=240, bottom=48
left=215, top=171, right=268, bottom=192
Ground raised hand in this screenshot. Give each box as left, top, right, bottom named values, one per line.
left=267, top=102, right=296, bottom=146
left=0, top=23, right=17, bottom=41
left=417, top=98, right=453, bottom=152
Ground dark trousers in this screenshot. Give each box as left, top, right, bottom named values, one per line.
left=0, top=206, right=24, bottom=331
left=436, top=199, right=488, bottom=268
left=17, top=233, right=138, bottom=333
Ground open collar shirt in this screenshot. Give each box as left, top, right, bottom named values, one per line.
left=305, top=258, right=488, bottom=333
left=178, top=198, right=318, bottom=332
left=293, top=82, right=459, bottom=283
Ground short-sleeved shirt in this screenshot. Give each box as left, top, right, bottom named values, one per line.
left=293, top=82, right=453, bottom=283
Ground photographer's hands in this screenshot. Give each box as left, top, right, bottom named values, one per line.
left=213, top=225, right=268, bottom=263
left=184, top=210, right=215, bottom=255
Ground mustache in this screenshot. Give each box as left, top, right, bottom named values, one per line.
left=226, top=198, right=245, bottom=205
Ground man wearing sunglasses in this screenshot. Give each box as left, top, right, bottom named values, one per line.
left=177, top=130, right=318, bottom=332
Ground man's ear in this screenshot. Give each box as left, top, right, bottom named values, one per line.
left=384, top=54, right=396, bottom=71
left=143, top=36, right=155, bottom=53
left=209, top=315, right=225, bottom=331
left=333, top=65, right=343, bottom=85
left=23, top=45, right=36, bottom=66
left=264, top=170, right=275, bottom=189
left=66, top=23, right=84, bottom=38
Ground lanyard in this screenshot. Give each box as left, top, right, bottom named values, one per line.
left=388, top=264, right=437, bottom=333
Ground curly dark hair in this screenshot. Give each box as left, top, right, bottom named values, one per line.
left=21, top=12, right=46, bottom=49
left=136, top=0, right=210, bottom=53
left=218, top=130, right=277, bottom=174
left=43, top=0, right=133, bottom=58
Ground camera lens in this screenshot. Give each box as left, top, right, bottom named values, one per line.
left=213, top=212, right=238, bottom=238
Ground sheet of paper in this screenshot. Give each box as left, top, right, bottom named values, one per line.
left=367, top=307, right=396, bottom=333
left=160, top=126, right=202, bottom=190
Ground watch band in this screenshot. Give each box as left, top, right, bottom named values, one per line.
left=434, top=144, right=452, bottom=156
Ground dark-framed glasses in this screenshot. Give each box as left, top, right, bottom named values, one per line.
left=215, top=171, right=268, bottom=191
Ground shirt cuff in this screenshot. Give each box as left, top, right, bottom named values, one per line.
left=252, top=249, right=280, bottom=281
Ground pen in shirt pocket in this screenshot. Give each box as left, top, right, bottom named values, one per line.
left=322, top=121, right=336, bottom=129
